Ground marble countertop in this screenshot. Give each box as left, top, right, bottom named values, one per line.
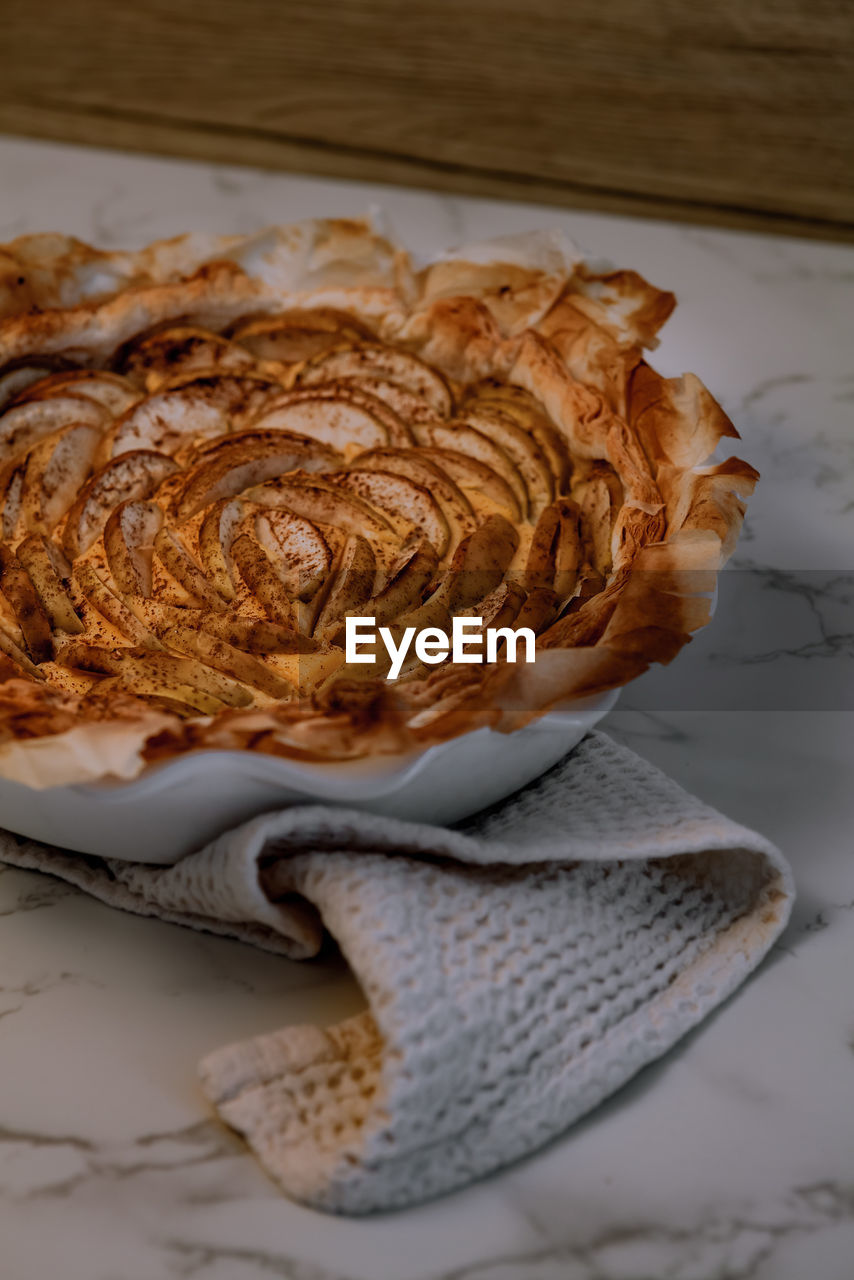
left=0, top=136, right=852, bottom=1280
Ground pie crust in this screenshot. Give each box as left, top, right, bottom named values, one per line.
left=0, top=221, right=756, bottom=785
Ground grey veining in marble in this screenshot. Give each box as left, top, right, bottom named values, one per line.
left=0, top=134, right=853, bottom=1280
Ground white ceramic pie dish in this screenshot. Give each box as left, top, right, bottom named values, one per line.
left=0, top=691, right=617, bottom=864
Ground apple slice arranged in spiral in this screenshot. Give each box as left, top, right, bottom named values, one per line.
left=0, top=394, right=110, bottom=463
left=153, top=526, right=229, bottom=612
left=308, top=375, right=438, bottom=426
left=437, top=514, right=519, bottom=611
left=460, top=578, right=527, bottom=631
left=16, top=534, right=83, bottom=634
left=62, top=451, right=178, bottom=559
left=0, top=544, right=54, bottom=662
left=118, top=326, right=258, bottom=389
left=201, top=613, right=319, bottom=655
left=247, top=473, right=396, bottom=545
left=119, top=598, right=319, bottom=658
left=350, top=448, right=477, bottom=560
left=461, top=409, right=555, bottom=518
left=14, top=370, right=140, bottom=416
left=0, top=466, right=24, bottom=542
left=253, top=507, right=335, bottom=604
left=358, top=535, right=437, bottom=630
left=513, top=585, right=560, bottom=635
left=413, top=446, right=522, bottom=522
left=525, top=498, right=582, bottom=601
left=197, top=499, right=338, bottom=620
left=107, top=373, right=281, bottom=459
left=172, top=429, right=340, bottom=521
left=465, top=381, right=572, bottom=491
left=75, top=560, right=164, bottom=650
left=228, top=309, right=373, bottom=364
left=0, top=621, right=45, bottom=680
left=103, top=499, right=163, bottom=597
left=230, top=530, right=297, bottom=628
left=248, top=386, right=410, bottom=450
left=20, top=422, right=102, bottom=535
left=57, top=642, right=253, bottom=713
left=336, top=468, right=450, bottom=557
left=571, top=463, right=624, bottom=576
left=299, top=344, right=453, bottom=417
left=414, top=422, right=528, bottom=517
left=310, top=533, right=378, bottom=638
left=0, top=365, right=57, bottom=412
left=162, top=623, right=295, bottom=701
left=196, top=498, right=244, bottom=603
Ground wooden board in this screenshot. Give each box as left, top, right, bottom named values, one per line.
left=2, top=0, right=853, bottom=241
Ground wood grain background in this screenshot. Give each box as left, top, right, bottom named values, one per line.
left=2, top=0, right=853, bottom=240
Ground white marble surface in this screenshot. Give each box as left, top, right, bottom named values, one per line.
left=0, top=136, right=852, bottom=1280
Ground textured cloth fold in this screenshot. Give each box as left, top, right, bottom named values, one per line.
left=0, top=733, right=793, bottom=1214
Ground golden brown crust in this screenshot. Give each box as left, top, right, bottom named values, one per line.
left=0, top=221, right=755, bottom=783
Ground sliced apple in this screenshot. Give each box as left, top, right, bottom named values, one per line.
left=438, top=514, right=519, bottom=611
left=107, top=374, right=279, bottom=458
left=0, top=394, right=109, bottom=462
left=248, top=388, right=403, bottom=450
left=173, top=430, right=340, bottom=521
left=119, top=326, right=257, bottom=389
left=525, top=498, right=582, bottom=600
left=391, top=592, right=452, bottom=645
left=20, top=422, right=102, bottom=535
left=0, top=622, right=45, bottom=680
left=248, top=473, right=395, bottom=544
left=0, top=545, right=53, bottom=662
left=188, top=425, right=342, bottom=465
left=162, top=624, right=295, bottom=700
left=265, top=382, right=413, bottom=444
left=76, top=673, right=194, bottom=717
left=466, top=384, right=572, bottom=492
left=461, top=579, right=526, bottom=631
left=338, top=468, right=450, bottom=557
left=461, top=410, right=554, bottom=517
left=414, top=445, right=522, bottom=522
left=230, top=532, right=295, bottom=628
left=75, top=560, right=164, bottom=650
left=196, top=498, right=245, bottom=602
left=351, top=448, right=478, bottom=554
left=14, top=370, right=140, bottom=415
left=253, top=507, right=334, bottom=602
left=312, top=534, right=377, bottom=636
left=359, top=535, right=437, bottom=630
left=571, top=464, right=622, bottom=576
left=300, top=345, right=453, bottom=416
left=57, top=643, right=250, bottom=713
left=103, top=499, right=163, bottom=597
left=201, top=613, right=319, bottom=654
left=61, top=450, right=178, bottom=559
left=229, top=309, right=372, bottom=364
left=267, top=648, right=347, bottom=698
left=123, top=596, right=206, bottom=636
left=311, top=375, right=437, bottom=426
left=16, top=534, right=83, bottom=634
left=153, top=526, right=228, bottom=611
left=415, top=422, right=528, bottom=517
left=0, top=365, right=56, bottom=412
left=513, top=585, right=559, bottom=635
left=0, top=465, right=24, bottom=542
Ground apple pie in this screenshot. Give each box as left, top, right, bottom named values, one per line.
left=0, top=221, right=755, bottom=783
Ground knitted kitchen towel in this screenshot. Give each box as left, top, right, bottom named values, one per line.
left=0, top=732, right=793, bottom=1215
